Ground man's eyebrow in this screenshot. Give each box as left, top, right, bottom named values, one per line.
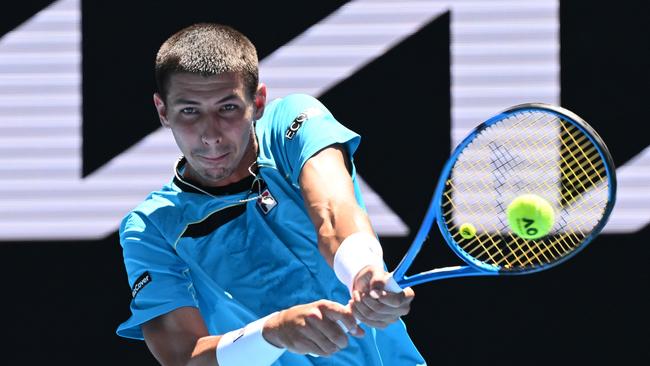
left=172, top=98, right=200, bottom=105
left=215, top=94, right=240, bottom=104
left=171, top=94, right=240, bottom=105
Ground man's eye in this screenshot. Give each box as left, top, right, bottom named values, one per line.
left=222, top=104, right=238, bottom=112
left=180, top=107, right=198, bottom=115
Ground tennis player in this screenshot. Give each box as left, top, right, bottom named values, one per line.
left=117, top=23, right=426, bottom=366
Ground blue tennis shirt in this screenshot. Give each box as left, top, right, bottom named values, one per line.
left=117, top=94, right=426, bottom=366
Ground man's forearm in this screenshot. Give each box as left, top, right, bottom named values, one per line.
left=312, top=200, right=375, bottom=267
left=187, top=336, right=219, bottom=366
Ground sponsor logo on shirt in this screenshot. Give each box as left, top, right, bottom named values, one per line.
left=285, top=108, right=323, bottom=139
left=257, top=188, right=278, bottom=214
left=131, top=271, right=152, bottom=298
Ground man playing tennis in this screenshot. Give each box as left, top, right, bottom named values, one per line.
left=117, top=23, right=426, bottom=366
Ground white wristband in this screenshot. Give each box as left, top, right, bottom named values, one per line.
left=333, top=232, right=384, bottom=292
left=216, top=312, right=286, bottom=366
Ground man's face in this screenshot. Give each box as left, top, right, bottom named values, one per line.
left=154, top=72, right=266, bottom=187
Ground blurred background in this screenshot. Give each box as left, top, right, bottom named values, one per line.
left=1, top=0, right=648, bottom=364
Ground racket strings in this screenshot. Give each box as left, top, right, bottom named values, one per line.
left=444, top=203, right=504, bottom=266
left=503, top=119, right=608, bottom=238
left=443, top=110, right=611, bottom=272
left=443, top=183, right=515, bottom=267
left=445, top=112, right=558, bottom=267
left=562, top=123, right=603, bottom=180
left=512, top=135, right=594, bottom=264
left=444, top=182, right=547, bottom=269
left=555, top=121, right=609, bottom=231
left=559, top=122, right=607, bottom=206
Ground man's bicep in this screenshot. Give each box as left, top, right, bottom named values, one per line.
left=273, top=94, right=360, bottom=186
left=142, top=306, right=211, bottom=366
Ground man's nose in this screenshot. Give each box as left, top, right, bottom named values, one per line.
left=201, top=115, right=223, bottom=145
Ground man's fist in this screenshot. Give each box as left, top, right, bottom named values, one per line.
left=263, top=299, right=364, bottom=357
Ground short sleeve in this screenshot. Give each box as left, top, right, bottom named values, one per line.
left=271, top=94, right=361, bottom=185
left=116, top=211, right=198, bottom=340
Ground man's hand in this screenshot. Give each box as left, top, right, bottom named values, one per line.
left=349, top=265, right=415, bottom=329
left=262, top=300, right=364, bottom=357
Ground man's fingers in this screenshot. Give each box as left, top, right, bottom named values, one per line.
left=320, top=301, right=362, bottom=337
left=360, top=292, right=395, bottom=315
left=300, top=303, right=349, bottom=355
left=369, top=287, right=415, bottom=310
left=352, top=267, right=374, bottom=293
left=353, top=291, right=388, bottom=320
left=352, top=305, right=395, bottom=329
left=280, top=317, right=338, bottom=356
left=358, top=289, right=412, bottom=316
left=350, top=270, right=417, bottom=329
left=368, top=272, right=391, bottom=294
left=295, top=336, right=333, bottom=357
left=278, top=300, right=364, bottom=356
left=305, top=315, right=347, bottom=352
left=351, top=291, right=398, bottom=328
left=311, top=309, right=352, bottom=349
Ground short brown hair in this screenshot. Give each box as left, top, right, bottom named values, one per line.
left=155, top=23, right=259, bottom=100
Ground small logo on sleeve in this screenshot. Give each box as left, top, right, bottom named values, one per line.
left=257, top=188, right=277, bottom=214
left=284, top=108, right=323, bottom=140
left=131, top=271, right=152, bottom=298
left=285, top=113, right=307, bottom=140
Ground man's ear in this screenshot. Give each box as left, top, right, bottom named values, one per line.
left=153, top=93, right=170, bottom=128
left=253, top=83, right=267, bottom=120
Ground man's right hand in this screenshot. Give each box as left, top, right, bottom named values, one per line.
left=262, top=299, right=364, bottom=357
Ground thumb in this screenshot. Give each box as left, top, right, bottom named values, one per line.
left=352, top=265, right=386, bottom=293
left=351, top=266, right=373, bottom=293
left=368, top=271, right=392, bottom=298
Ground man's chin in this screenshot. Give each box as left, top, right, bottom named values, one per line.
left=202, top=170, right=231, bottom=184
left=185, top=165, right=229, bottom=186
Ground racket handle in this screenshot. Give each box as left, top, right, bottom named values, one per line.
left=384, top=273, right=403, bottom=293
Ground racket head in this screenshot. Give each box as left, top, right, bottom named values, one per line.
left=434, top=103, right=616, bottom=276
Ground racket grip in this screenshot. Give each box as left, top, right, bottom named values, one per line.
left=384, top=273, right=403, bottom=293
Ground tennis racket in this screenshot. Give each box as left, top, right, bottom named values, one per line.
left=383, top=102, right=617, bottom=292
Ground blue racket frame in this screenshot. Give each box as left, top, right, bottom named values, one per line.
left=391, top=103, right=617, bottom=289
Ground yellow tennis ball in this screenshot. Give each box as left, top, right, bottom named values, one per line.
left=506, top=194, right=555, bottom=240
left=459, top=223, right=476, bottom=239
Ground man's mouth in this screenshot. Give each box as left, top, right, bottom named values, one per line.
left=198, top=152, right=229, bottom=163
